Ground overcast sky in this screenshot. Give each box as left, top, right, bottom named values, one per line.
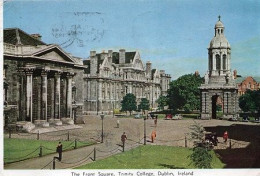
left=3, top=0, right=260, bottom=79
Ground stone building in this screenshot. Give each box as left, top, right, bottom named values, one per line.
left=235, top=76, right=260, bottom=96
left=3, top=28, right=171, bottom=130
left=3, top=28, right=86, bottom=131
left=200, top=17, right=239, bottom=120
left=83, top=49, right=171, bottom=114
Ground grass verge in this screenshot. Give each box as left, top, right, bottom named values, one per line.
left=4, top=138, right=94, bottom=164
left=76, top=145, right=225, bottom=169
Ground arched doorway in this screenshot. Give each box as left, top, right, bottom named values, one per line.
left=212, top=95, right=223, bottom=119
left=211, top=95, right=218, bottom=119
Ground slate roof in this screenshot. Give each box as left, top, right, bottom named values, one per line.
left=111, top=51, right=136, bottom=64
left=235, top=76, right=260, bottom=84
left=83, top=60, right=90, bottom=74
left=83, top=51, right=136, bottom=74
left=151, top=69, right=156, bottom=80
left=4, top=28, right=46, bottom=46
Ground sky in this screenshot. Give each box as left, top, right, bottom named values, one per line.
left=3, top=0, right=260, bottom=79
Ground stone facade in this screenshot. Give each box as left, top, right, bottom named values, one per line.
left=3, top=28, right=171, bottom=130
left=200, top=17, right=239, bottom=120
left=83, top=50, right=171, bottom=114
left=3, top=28, right=85, bottom=131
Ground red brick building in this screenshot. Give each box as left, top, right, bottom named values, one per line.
left=235, top=76, right=260, bottom=96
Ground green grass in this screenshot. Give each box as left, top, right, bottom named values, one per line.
left=76, top=145, right=225, bottom=169
left=4, top=138, right=94, bottom=164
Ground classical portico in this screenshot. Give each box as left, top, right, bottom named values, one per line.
left=200, top=17, right=239, bottom=120
left=17, top=65, right=76, bottom=127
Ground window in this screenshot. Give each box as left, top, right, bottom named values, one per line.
left=216, top=54, right=220, bottom=70
left=223, top=54, right=226, bottom=70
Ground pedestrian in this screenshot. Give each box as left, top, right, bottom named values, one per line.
left=121, top=132, right=127, bottom=151
left=154, top=115, right=158, bottom=126
left=223, top=131, right=228, bottom=143
left=117, top=119, right=120, bottom=128
left=55, top=141, right=63, bottom=161
left=151, top=130, right=157, bottom=143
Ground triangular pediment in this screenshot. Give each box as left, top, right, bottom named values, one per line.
left=132, top=52, right=144, bottom=70
left=33, top=46, right=74, bottom=63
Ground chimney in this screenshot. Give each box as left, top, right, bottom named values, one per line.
left=233, top=70, right=237, bottom=79
left=90, top=51, right=96, bottom=57
left=146, top=61, right=152, bottom=77
left=31, top=34, right=42, bottom=41
left=119, top=49, right=125, bottom=64
left=108, top=50, right=113, bottom=57
left=90, top=51, right=97, bottom=76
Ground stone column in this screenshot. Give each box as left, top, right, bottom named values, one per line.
left=54, top=72, right=61, bottom=119
left=67, top=73, right=73, bottom=119
left=41, top=70, right=48, bottom=121
left=25, top=69, right=34, bottom=122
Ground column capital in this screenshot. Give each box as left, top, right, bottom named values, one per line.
left=41, top=69, right=50, bottom=76
left=66, top=72, right=75, bottom=78
left=54, top=71, right=63, bottom=77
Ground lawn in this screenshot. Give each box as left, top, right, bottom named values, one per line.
left=76, top=145, right=225, bottom=169
left=4, top=138, right=94, bottom=164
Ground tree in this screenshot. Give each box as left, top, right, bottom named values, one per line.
left=239, top=89, right=260, bottom=113
left=167, top=74, right=204, bottom=112
left=121, top=93, right=137, bottom=115
left=156, top=95, right=168, bottom=111
left=188, top=122, right=212, bottom=168
left=138, top=98, right=150, bottom=114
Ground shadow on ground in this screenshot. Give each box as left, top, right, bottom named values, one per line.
left=158, top=163, right=185, bottom=169
left=204, top=123, right=260, bottom=168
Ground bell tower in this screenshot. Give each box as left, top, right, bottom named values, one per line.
left=200, top=16, right=238, bottom=120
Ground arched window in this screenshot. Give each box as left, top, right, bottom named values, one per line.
left=221, top=29, right=223, bottom=34
left=223, top=54, right=226, bottom=70
left=209, top=54, right=213, bottom=70
left=216, top=54, right=220, bottom=70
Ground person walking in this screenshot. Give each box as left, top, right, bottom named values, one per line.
left=121, top=132, right=127, bottom=151
left=117, top=119, right=120, bottom=128
left=151, top=130, right=157, bottom=143
left=223, top=131, right=228, bottom=143
left=154, top=116, right=158, bottom=127
left=55, top=142, right=63, bottom=161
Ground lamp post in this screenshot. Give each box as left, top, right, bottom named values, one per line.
left=113, top=102, right=114, bottom=118
left=144, top=116, right=146, bottom=145
left=100, top=112, right=105, bottom=143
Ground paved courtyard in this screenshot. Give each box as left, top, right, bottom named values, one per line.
left=4, top=115, right=260, bottom=169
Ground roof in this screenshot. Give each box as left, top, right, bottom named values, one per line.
left=4, top=28, right=46, bottom=46
left=83, top=51, right=137, bottom=74
left=235, top=76, right=260, bottom=84
left=215, top=20, right=224, bottom=28
left=83, top=60, right=90, bottom=74
left=151, top=69, right=156, bottom=80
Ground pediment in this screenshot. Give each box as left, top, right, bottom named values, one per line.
left=33, top=47, right=74, bottom=63
left=132, top=52, right=144, bottom=70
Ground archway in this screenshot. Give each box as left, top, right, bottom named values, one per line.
left=211, top=95, right=218, bottom=119
left=212, top=95, right=223, bottom=119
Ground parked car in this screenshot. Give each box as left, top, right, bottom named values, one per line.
left=165, top=114, right=172, bottom=120
left=134, top=114, right=141, bottom=119
left=172, top=114, right=183, bottom=120
left=205, top=132, right=218, bottom=149
left=242, top=115, right=249, bottom=122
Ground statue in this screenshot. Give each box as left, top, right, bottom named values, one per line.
left=225, top=73, right=230, bottom=84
